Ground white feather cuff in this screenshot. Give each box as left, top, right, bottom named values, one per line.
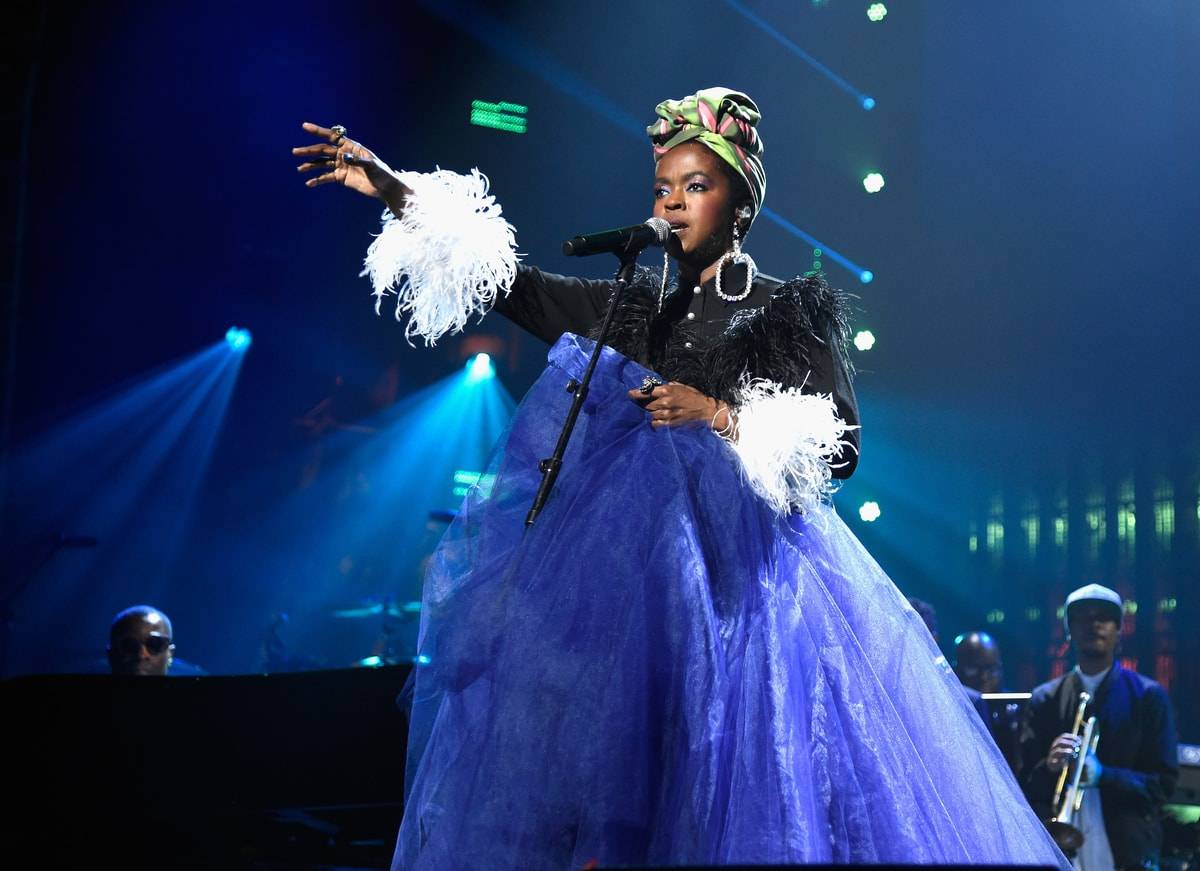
left=720, top=378, right=857, bottom=516
left=360, top=168, right=518, bottom=345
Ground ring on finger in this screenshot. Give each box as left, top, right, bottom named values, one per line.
left=330, top=124, right=347, bottom=144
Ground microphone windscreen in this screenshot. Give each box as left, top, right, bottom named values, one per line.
left=644, top=217, right=671, bottom=245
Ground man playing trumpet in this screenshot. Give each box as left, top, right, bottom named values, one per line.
left=1020, top=584, right=1179, bottom=871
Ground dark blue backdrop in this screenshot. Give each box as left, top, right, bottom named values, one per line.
left=3, top=1, right=1197, bottom=736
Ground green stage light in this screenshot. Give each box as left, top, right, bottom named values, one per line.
left=867, top=3, right=888, bottom=22
left=470, top=100, right=528, bottom=134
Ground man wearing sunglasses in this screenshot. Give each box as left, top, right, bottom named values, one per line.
left=107, top=605, right=175, bottom=676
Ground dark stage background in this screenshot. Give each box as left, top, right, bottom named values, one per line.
left=2, top=2, right=1198, bottom=738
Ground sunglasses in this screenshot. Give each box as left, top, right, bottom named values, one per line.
left=958, top=664, right=1003, bottom=677
left=113, top=635, right=172, bottom=657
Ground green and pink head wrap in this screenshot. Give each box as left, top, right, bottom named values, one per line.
left=647, top=87, right=766, bottom=220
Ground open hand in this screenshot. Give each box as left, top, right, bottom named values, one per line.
left=293, top=122, right=408, bottom=210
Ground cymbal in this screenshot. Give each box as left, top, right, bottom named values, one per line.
left=352, top=653, right=430, bottom=668
left=329, top=598, right=421, bottom=619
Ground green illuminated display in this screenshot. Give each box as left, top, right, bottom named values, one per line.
left=452, top=468, right=496, bottom=497
left=470, top=100, right=528, bottom=134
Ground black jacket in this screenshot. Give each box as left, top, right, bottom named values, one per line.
left=493, top=263, right=860, bottom=477
left=1019, top=664, right=1179, bottom=869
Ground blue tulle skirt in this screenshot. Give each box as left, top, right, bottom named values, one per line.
left=393, top=334, right=1068, bottom=870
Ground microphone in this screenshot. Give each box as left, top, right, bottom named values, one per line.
left=562, top=217, right=671, bottom=257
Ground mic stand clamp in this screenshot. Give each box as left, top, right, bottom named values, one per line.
left=525, top=253, right=642, bottom=527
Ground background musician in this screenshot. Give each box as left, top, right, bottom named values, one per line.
left=955, top=631, right=1022, bottom=775
left=1020, top=584, right=1179, bottom=870
left=106, top=605, right=206, bottom=676
left=107, top=605, right=175, bottom=676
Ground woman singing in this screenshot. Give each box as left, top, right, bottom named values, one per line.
left=294, top=88, right=1069, bottom=870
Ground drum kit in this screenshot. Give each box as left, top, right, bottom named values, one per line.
left=333, top=596, right=423, bottom=668
left=262, top=595, right=423, bottom=672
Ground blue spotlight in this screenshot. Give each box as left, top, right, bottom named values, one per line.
left=859, top=270, right=874, bottom=284
left=419, top=0, right=873, bottom=288
left=225, top=326, right=252, bottom=351
left=465, top=352, right=495, bottom=383
left=859, top=501, right=881, bottom=522
left=760, top=208, right=873, bottom=286
left=725, top=0, right=876, bottom=111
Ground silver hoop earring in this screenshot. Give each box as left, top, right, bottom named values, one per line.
left=657, top=247, right=671, bottom=313
left=714, top=218, right=756, bottom=303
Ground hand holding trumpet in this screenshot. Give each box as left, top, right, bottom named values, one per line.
left=1046, top=732, right=1103, bottom=786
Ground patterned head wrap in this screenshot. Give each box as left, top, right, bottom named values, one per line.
left=647, top=87, right=766, bottom=219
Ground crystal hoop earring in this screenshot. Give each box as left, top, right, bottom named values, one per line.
left=714, top=216, right=757, bottom=303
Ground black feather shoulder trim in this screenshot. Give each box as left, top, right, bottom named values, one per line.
left=706, top=275, right=853, bottom=406
left=586, top=266, right=663, bottom=367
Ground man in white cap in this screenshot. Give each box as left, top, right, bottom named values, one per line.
left=1019, top=584, right=1178, bottom=871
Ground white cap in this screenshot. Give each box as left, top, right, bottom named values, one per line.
left=1063, top=583, right=1123, bottom=632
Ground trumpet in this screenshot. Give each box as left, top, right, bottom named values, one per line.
left=1044, top=691, right=1100, bottom=855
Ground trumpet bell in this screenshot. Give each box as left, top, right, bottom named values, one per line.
left=1045, top=819, right=1084, bottom=854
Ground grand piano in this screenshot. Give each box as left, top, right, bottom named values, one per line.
left=3, top=665, right=411, bottom=869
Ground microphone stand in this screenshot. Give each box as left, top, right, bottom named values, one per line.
left=525, top=251, right=643, bottom=527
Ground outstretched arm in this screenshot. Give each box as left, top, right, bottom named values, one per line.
left=294, top=120, right=519, bottom=345
left=293, top=122, right=410, bottom=215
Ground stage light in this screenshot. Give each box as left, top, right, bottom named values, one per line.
left=859, top=270, right=874, bottom=284
left=853, top=330, right=876, bottom=351
left=762, top=208, right=871, bottom=287
left=465, top=352, right=495, bottom=383
left=470, top=100, right=527, bottom=134
left=867, top=3, right=888, bottom=23
left=225, top=327, right=252, bottom=351
left=858, top=501, right=881, bottom=522
left=986, top=609, right=1006, bottom=624
left=863, top=172, right=885, bottom=194
left=1025, top=607, right=1042, bottom=622
left=861, top=96, right=876, bottom=111
left=452, top=468, right=496, bottom=497
left=11, top=339, right=246, bottom=607
left=725, top=0, right=874, bottom=112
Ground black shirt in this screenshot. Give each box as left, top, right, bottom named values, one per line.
left=494, top=262, right=860, bottom=478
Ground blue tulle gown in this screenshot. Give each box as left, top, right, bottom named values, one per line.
left=393, top=334, right=1069, bottom=870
